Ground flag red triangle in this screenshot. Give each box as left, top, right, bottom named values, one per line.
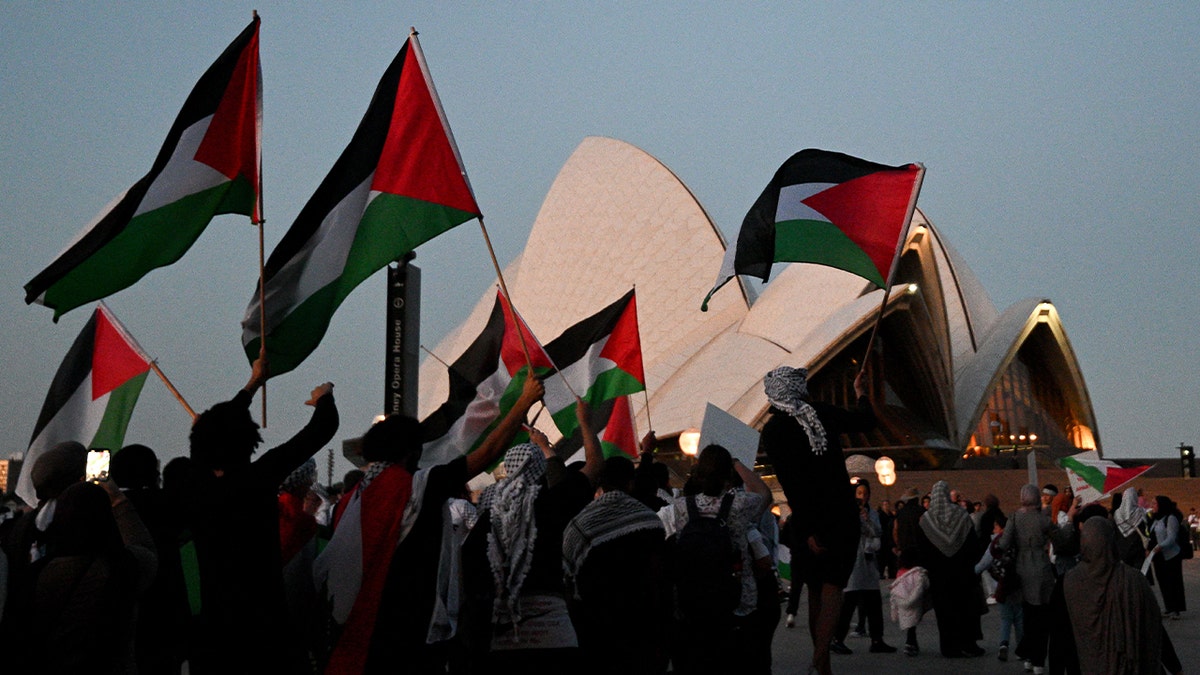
left=498, top=292, right=552, bottom=376
left=598, top=292, right=645, bottom=385
left=92, top=307, right=151, bottom=400
left=371, top=39, right=480, bottom=216
left=1102, top=465, right=1154, bottom=494
left=194, top=16, right=261, bottom=192
left=801, top=168, right=920, bottom=281
left=602, top=395, right=638, bottom=458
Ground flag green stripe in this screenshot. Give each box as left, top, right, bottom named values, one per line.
left=44, top=178, right=253, bottom=318
left=773, top=218, right=885, bottom=287
left=89, top=371, right=149, bottom=450
left=1060, top=456, right=1106, bottom=491
left=549, top=368, right=644, bottom=440
left=250, top=192, right=477, bottom=376
left=344, top=193, right=477, bottom=289
left=599, top=440, right=626, bottom=459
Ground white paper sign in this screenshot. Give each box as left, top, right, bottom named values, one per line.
left=1141, top=549, right=1156, bottom=577
left=697, top=402, right=760, bottom=467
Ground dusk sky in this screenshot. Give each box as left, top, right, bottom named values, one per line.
left=3, top=3, right=1197, bottom=484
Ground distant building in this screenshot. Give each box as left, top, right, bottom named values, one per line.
left=417, top=137, right=1100, bottom=471
left=0, top=456, right=23, bottom=495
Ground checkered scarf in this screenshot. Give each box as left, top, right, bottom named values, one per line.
left=482, top=444, right=547, bottom=628
left=764, top=366, right=828, bottom=455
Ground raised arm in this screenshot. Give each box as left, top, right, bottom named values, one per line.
left=734, top=458, right=772, bottom=517
left=574, top=397, right=604, bottom=486
left=466, top=374, right=545, bottom=477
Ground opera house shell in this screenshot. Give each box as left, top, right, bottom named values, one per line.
left=417, top=137, right=1101, bottom=470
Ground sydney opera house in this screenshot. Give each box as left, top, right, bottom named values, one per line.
left=416, top=137, right=1101, bottom=472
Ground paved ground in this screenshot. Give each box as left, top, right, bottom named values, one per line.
left=769, top=560, right=1199, bottom=674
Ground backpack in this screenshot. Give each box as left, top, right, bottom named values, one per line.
left=988, top=537, right=1020, bottom=602
left=670, top=492, right=741, bottom=621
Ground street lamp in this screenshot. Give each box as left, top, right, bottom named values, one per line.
left=679, top=429, right=701, bottom=456
left=875, top=456, right=896, bottom=500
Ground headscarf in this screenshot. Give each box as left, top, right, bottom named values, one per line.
left=1050, top=489, right=1073, bottom=523
left=919, top=480, right=972, bottom=557
left=763, top=366, right=828, bottom=455
left=31, top=441, right=87, bottom=502
left=279, top=457, right=317, bottom=496
left=484, top=444, right=547, bottom=627
left=1112, top=486, right=1146, bottom=538
left=1064, top=516, right=1161, bottom=674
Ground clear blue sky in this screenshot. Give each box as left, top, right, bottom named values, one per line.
left=2, top=3, right=1198, bottom=484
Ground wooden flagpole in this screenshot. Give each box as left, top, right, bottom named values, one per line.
left=860, top=164, right=926, bottom=370
left=253, top=9, right=267, bottom=427
left=477, top=217, right=537, bottom=374
left=150, top=361, right=197, bottom=421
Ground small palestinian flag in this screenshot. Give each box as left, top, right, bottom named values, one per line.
left=599, top=395, right=638, bottom=458
left=243, top=31, right=480, bottom=376
left=1060, top=451, right=1155, bottom=506
left=419, top=291, right=552, bottom=468
left=25, top=17, right=262, bottom=320
left=702, top=149, right=923, bottom=310
left=17, top=303, right=152, bottom=506
left=543, top=289, right=646, bottom=456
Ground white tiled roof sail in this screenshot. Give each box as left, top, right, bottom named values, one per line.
left=417, top=136, right=1099, bottom=457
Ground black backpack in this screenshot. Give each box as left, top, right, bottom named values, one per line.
left=1175, top=513, right=1194, bottom=560
left=671, top=492, right=742, bottom=621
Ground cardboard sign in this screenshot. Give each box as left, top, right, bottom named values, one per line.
left=697, top=402, right=760, bottom=467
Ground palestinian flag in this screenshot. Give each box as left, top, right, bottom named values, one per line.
left=16, top=303, right=152, bottom=506
left=562, top=395, right=639, bottom=464
left=599, top=395, right=638, bottom=458
left=418, top=291, right=552, bottom=468
left=702, top=149, right=923, bottom=311
left=25, top=17, right=262, bottom=320
left=1060, top=451, right=1155, bottom=506
left=243, top=32, right=480, bottom=376
left=543, top=289, right=646, bottom=457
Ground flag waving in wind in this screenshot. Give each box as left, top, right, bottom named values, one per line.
left=1060, top=451, right=1155, bottom=506
left=17, top=303, right=153, bottom=506
left=542, top=289, right=646, bottom=457
left=419, top=291, right=552, bottom=468
left=25, top=17, right=262, bottom=320
left=702, top=149, right=923, bottom=311
left=243, top=31, right=480, bottom=376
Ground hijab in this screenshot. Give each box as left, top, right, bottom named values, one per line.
left=763, top=366, right=828, bottom=455
left=1112, top=486, right=1146, bottom=538
left=1064, top=516, right=1161, bottom=674
left=484, top=444, right=547, bottom=626
left=919, top=480, right=972, bottom=557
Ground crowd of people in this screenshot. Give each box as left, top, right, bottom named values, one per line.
left=0, top=358, right=1190, bottom=675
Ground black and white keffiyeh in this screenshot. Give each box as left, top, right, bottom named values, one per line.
left=484, top=443, right=547, bottom=627
left=764, top=366, right=828, bottom=455
left=920, top=480, right=972, bottom=557
left=562, top=490, right=664, bottom=597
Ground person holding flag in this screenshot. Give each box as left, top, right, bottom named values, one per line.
left=178, top=356, right=338, bottom=675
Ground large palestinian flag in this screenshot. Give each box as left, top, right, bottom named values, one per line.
left=418, top=291, right=551, bottom=468
left=17, top=303, right=152, bottom=506
left=1060, top=451, right=1155, bottom=506
left=243, top=32, right=480, bottom=376
left=702, top=149, right=923, bottom=310
left=542, top=289, right=646, bottom=457
left=25, top=17, right=262, bottom=320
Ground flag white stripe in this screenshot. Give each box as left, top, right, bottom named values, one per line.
left=242, top=176, right=374, bottom=340
left=134, top=116, right=229, bottom=216
left=17, top=376, right=110, bottom=506
left=774, top=182, right=835, bottom=223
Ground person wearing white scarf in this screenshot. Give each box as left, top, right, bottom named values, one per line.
left=918, top=480, right=985, bottom=658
